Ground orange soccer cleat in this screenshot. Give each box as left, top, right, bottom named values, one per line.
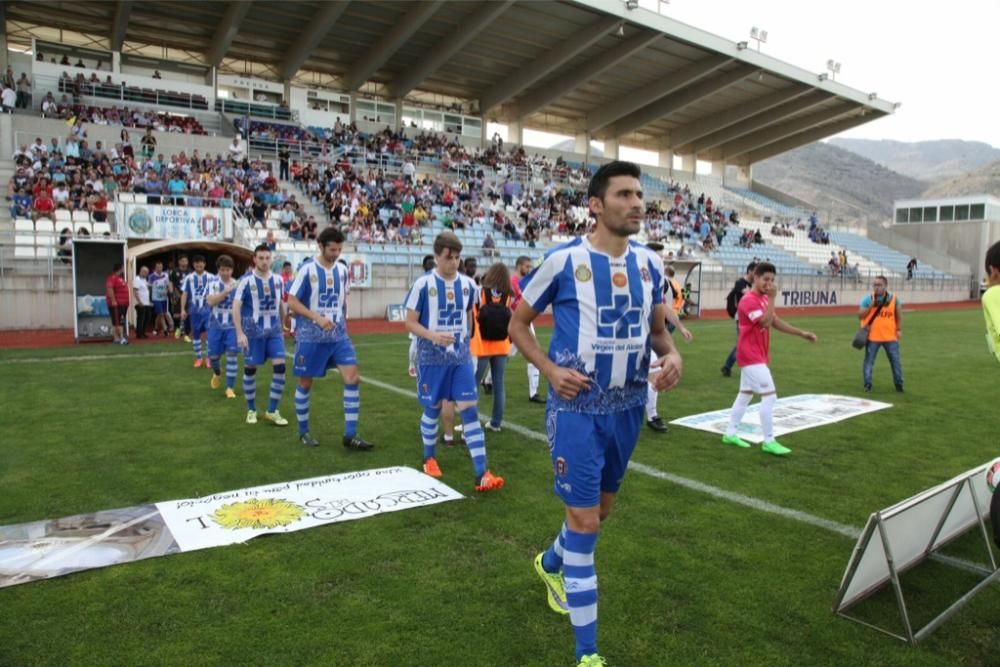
left=475, top=470, right=505, bottom=493
left=422, top=457, right=443, bottom=478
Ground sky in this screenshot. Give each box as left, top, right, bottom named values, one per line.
left=660, top=0, right=1000, bottom=147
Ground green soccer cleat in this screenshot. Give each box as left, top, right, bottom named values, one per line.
left=721, top=434, right=752, bottom=449
left=264, top=410, right=289, bottom=426
left=533, top=553, right=569, bottom=615
left=578, top=655, right=607, bottom=667
left=761, top=440, right=792, bottom=456
left=245, top=410, right=257, bottom=425
left=299, top=432, right=320, bottom=448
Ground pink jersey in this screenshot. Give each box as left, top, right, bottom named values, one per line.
left=736, top=290, right=770, bottom=366
left=510, top=273, right=524, bottom=310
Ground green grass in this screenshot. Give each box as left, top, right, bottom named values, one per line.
left=2, top=308, right=999, bottom=666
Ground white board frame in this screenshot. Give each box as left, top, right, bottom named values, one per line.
left=833, top=461, right=1000, bottom=644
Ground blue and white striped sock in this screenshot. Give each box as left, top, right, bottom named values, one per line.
left=243, top=367, right=257, bottom=411
left=460, top=406, right=487, bottom=477
left=542, top=521, right=568, bottom=573
left=225, top=355, right=238, bottom=389
left=295, top=385, right=310, bottom=435
left=268, top=364, right=286, bottom=413
left=343, top=383, right=359, bottom=438
left=564, top=529, right=599, bottom=661
left=421, top=406, right=440, bottom=460
left=192, top=338, right=202, bottom=360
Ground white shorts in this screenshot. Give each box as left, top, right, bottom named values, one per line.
left=739, top=364, right=776, bottom=394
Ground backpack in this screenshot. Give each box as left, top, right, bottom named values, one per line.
left=477, top=291, right=511, bottom=341
left=726, top=285, right=741, bottom=319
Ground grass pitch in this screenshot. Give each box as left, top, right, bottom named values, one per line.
left=1, top=308, right=999, bottom=666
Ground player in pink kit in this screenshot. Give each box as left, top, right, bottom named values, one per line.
left=721, top=262, right=817, bottom=456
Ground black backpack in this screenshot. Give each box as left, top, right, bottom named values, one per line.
left=477, top=292, right=511, bottom=341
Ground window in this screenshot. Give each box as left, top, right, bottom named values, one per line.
left=955, top=205, right=969, bottom=221
left=896, top=208, right=908, bottom=223
left=970, top=203, right=986, bottom=220
left=909, top=207, right=922, bottom=223
left=939, top=205, right=954, bottom=221
left=923, top=206, right=937, bottom=222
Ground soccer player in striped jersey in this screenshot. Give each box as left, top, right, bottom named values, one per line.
left=181, top=255, right=214, bottom=368
left=233, top=244, right=289, bottom=427
left=404, top=232, right=504, bottom=492
left=287, top=227, right=373, bottom=450
left=509, top=161, right=683, bottom=667
left=510, top=255, right=544, bottom=403
left=645, top=264, right=693, bottom=433
left=205, top=254, right=240, bottom=399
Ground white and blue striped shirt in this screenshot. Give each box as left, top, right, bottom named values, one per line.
left=521, top=235, right=664, bottom=413
left=207, top=277, right=237, bottom=330
left=404, top=270, right=478, bottom=366
left=182, top=271, right=215, bottom=315
left=289, top=259, right=349, bottom=343
left=234, top=271, right=284, bottom=339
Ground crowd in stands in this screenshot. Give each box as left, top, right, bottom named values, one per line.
left=238, top=119, right=315, bottom=149
left=642, top=183, right=742, bottom=254
left=56, top=70, right=209, bottom=110
left=39, top=95, right=206, bottom=134
left=770, top=222, right=795, bottom=237
left=806, top=212, right=831, bottom=244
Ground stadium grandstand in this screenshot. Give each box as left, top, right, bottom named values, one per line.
left=0, top=0, right=975, bottom=331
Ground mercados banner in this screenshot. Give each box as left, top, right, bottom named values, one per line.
left=0, top=467, right=462, bottom=588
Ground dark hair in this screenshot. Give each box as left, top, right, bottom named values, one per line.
left=422, top=254, right=435, bottom=272
left=318, top=226, right=344, bottom=246
left=112, top=262, right=122, bottom=272
left=282, top=261, right=292, bottom=269
left=665, top=266, right=675, bottom=277
left=253, top=243, right=271, bottom=255
left=587, top=160, right=641, bottom=200
left=987, top=241, right=1000, bottom=274
left=191, top=254, right=206, bottom=264
left=434, top=231, right=462, bottom=256
left=515, top=255, right=531, bottom=267
left=216, top=254, right=234, bottom=269
left=745, top=261, right=758, bottom=275
left=874, top=275, right=888, bottom=285
left=754, top=262, right=776, bottom=277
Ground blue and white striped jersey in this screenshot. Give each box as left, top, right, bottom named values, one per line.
left=521, top=236, right=664, bottom=414
left=207, top=277, right=237, bottom=330
left=182, top=271, right=215, bottom=315
left=234, top=271, right=284, bottom=338
left=289, top=259, right=349, bottom=343
left=404, top=270, right=478, bottom=366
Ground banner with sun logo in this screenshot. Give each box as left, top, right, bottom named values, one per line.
left=0, top=467, right=462, bottom=588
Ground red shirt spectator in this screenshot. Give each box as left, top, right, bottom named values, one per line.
left=105, top=271, right=129, bottom=306
left=33, top=192, right=55, bottom=216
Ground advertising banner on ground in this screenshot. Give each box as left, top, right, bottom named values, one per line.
left=0, top=467, right=461, bottom=588
left=670, top=394, right=893, bottom=443
left=116, top=202, right=232, bottom=241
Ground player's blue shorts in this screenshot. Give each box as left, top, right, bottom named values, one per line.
left=153, top=300, right=168, bottom=315
left=293, top=338, right=357, bottom=377
left=545, top=405, right=645, bottom=508
left=207, top=327, right=238, bottom=357
left=243, top=335, right=286, bottom=366
left=416, top=362, right=477, bottom=407
left=190, top=311, right=210, bottom=337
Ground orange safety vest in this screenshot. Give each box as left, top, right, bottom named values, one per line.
left=470, top=289, right=512, bottom=357
left=669, top=278, right=684, bottom=314
left=862, top=293, right=898, bottom=342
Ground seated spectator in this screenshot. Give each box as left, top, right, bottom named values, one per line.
left=89, top=190, right=109, bottom=222
left=250, top=197, right=267, bottom=228
left=10, top=187, right=32, bottom=218
left=482, top=233, right=499, bottom=257
left=288, top=217, right=303, bottom=240
left=302, top=215, right=318, bottom=240
left=264, top=229, right=277, bottom=252
left=32, top=190, right=55, bottom=220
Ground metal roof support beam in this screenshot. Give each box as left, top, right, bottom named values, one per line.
left=390, top=0, right=514, bottom=99
left=206, top=1, right=252, bottom=67
left=278, top=2, right=350, bottom=81
left=741, top=113, right=880, bottom=164
left=111, top=0, right=133, bottom=52
left=679, top=90, right=831, bottom=154
left=586, top=53, right=730, bottom=133
left=344, top=1, right=444, bottom=91
left=513, top=29, right=662, bottom=120
left=602, top=64, right=757, bottom=139
left=479, top=15, right=622, bottom=114
left=669, top=85, right=812, bottom=148
left=719, top=102, right=860, bottom=159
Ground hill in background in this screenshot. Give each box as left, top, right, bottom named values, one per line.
left=827, top=138, right=1000, bottom=181
left=752, top=142, right=926, bottom=223
left=921, top=160, right=1000, bottom=199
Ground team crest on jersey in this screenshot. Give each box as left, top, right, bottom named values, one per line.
left=574, top=265, right=592, bottom=282
left=421, top=383, right=429, bottom=395
left=447, top=290, right=454, bottom=300
left=612, top=272, right=628, bottom=288
left=310, top=274, right=318, bottom=284
left=298, top=355, right=305, bottom=364
left=429, top=287, right=438, bottom=297
left=462, top=287, right=469, bottom=296
left=326, top=277, right=333, bottom=287
left=640, top=268, right=651, bottom=283
left=555, top=457, right=567, bottom=477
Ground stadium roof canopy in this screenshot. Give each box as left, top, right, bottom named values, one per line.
left=4, top=0, right=897, bottom=165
